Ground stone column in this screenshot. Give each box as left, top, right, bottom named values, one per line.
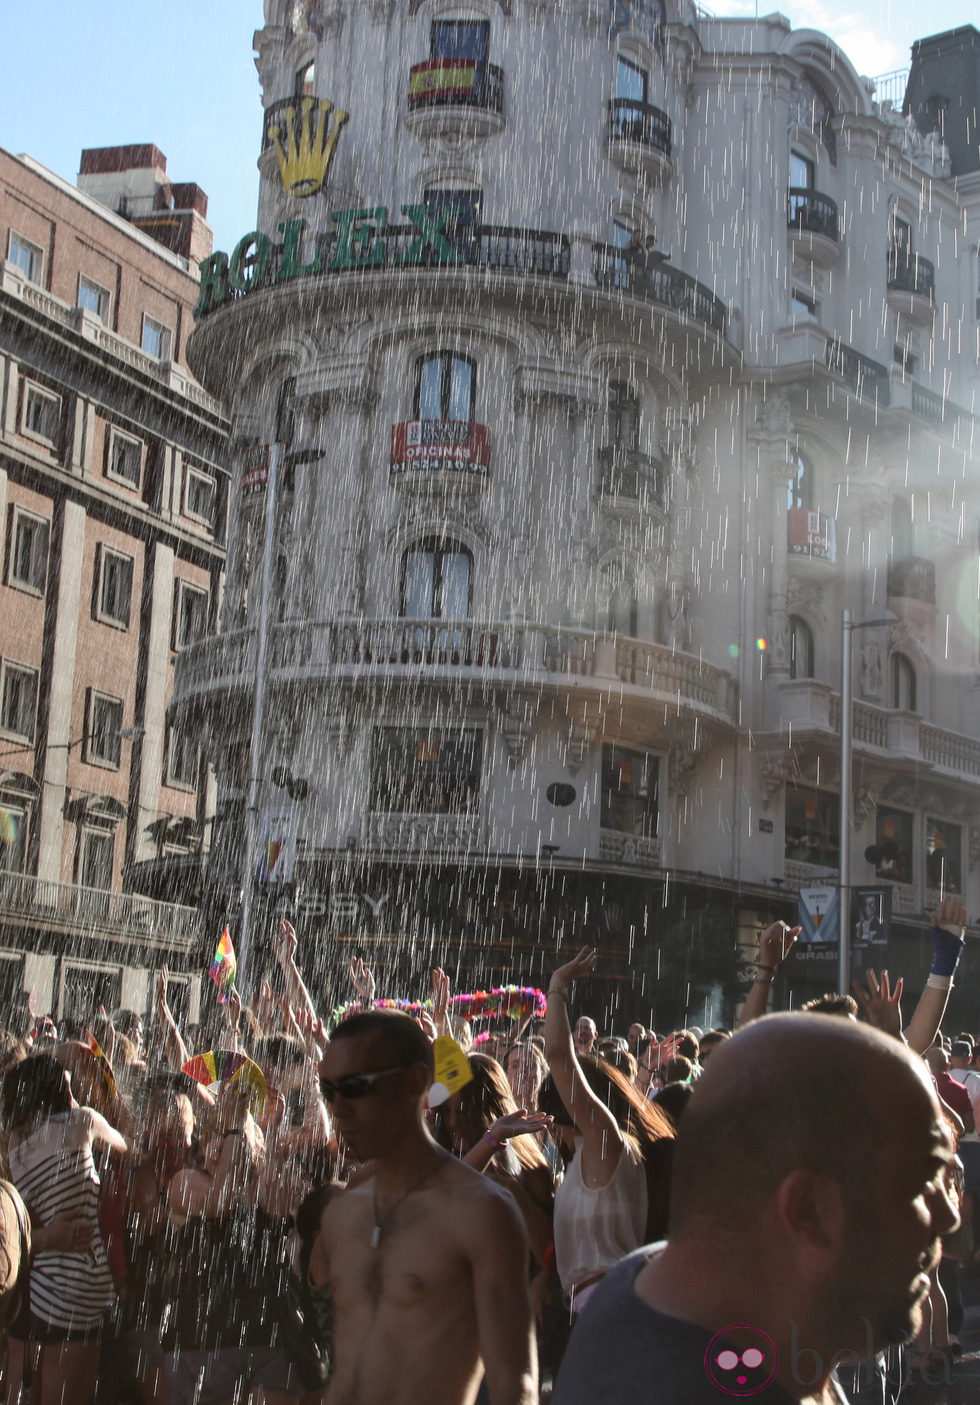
left=36, top=499, right=85, bottom=883
left=748, top=393, right=795, bottom=677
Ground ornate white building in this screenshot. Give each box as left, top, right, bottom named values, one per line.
left=174, top=1, right=980, bottom=1025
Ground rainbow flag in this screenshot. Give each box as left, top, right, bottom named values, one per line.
left=210, top=926, right=237, bottom=1004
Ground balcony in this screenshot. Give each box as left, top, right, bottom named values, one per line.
left=391, top=420, right=490, bottom=489
left=787, top=508, right=836, bottom=576
left=0, top=870, right=200, bottom=952
left=593, top=243, right=726, bottom=336
left=787, top=189, right=840, bottom=268
left=825, top=339, right=891, bottom=409
left=172, top=620, right=739, bottom=750
left=886, top=249, right=935, bottom=325
left=596, top=446, right=666, bottom=511
left=607, top=99, right=673, bottom=184
left=887, top=555, right=936, bottom=606
left=405, top=59, right=505, bottom=138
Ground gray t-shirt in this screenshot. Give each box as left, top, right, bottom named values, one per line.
left=553, top=1247, right=851, bottom=1404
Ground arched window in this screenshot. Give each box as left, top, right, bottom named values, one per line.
left=785, top=451, right=810, bottom=511
left=401, top=538, right=472, bottom=619
left=789, top=616, right=815, bottom=679
left=890, top=653, right=917, bottom=712
left=606, top=380, right=640, bottom=451
left=414, top=353, right=476, bottom=422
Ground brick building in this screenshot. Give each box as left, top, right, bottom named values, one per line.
left=0, top=144, right=229, bottom=1025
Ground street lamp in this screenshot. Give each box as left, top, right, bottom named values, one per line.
left=838, top=608, right=896, bottom=993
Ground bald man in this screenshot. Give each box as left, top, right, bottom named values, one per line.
left=553, top=1014, right=958, bottom=1404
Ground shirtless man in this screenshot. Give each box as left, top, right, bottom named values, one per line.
left=317, top=1010, right=537, bottom=1405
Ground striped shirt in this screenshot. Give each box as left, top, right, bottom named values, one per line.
left=8, top=1108, right=114, bottom=1331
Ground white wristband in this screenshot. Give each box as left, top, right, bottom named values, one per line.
left=926, top=973, right=953, bottom=990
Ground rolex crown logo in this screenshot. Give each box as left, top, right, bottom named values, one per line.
left=268, top=97, right=349, bottom=198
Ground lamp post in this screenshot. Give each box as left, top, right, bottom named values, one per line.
left=838, top=608, right=895, bottom=993
left=237, top=440, right=283, bottom=998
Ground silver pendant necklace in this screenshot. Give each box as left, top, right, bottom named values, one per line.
left=370, top=1154, right=447, bottom=1249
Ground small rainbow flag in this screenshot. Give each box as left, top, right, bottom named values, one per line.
left=210, top=926, right=237, bottom=1004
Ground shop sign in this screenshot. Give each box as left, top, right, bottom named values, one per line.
left=195, top=205, right=467, bottom=319
left=390, top=420, right=490, bottom=474
left=788, top=509, right=836, bottom=562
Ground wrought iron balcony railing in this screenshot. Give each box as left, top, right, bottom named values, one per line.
left=787, top=189, right=839, bottom=242
left=886, top=249, right=935, bottom=300
left=597, top=446, right=666, bottom=507
left=825, top=339, right=891, bottom=406
left=0, top=870, right=201, bottom=948
left=608, top=99, right=672, bottom=156
left=592, top=243, right=726, bottom=334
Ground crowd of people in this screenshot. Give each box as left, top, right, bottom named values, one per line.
left=0, top=896, right=971, bottom=1405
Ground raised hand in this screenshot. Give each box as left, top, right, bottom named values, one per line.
left=486, top=1109, right=554, bottom=1142
left=274, top=919, right=298, bottom=964
left=431, top=967, right=451, bottom=1032
left=853, top=968, right=904, bottom=1041
left=350, top=956, right=376, bottom=1003
left=758, top=921, right=801, bottom=969
left=550, top=947, right=598, bottom=992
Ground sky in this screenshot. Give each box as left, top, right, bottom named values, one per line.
left=0, top=0, right=976, bottom=258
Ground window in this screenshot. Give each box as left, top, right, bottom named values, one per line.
left=890, top=653, right=917, bottom=712
left=414, top=352, right=476, bottom=422
left=95, top=547, right=133, bottom=628
left=8, top=233, right=42, bottom=284
left=791, top=288, right=818, bottom=318
left=173, top=581, right=209, bottom=650
left=0, top=663, right=38, bottom=743
left=790, top=150, right=815, bottom=190
left=184, top=468, right=217, bottom=527
left=85, top=691, right=123, bottom=768
left=616, top=55, right=648, bottom=103
left=926, top=818, right=961, bottom=894
left=371, top=727, right=482, bottom=814
left=77, top=829, right=115, bottom=890
left=431, top=20, right=489, bottom=62
left=874, top=808, right=913, bottom=883
left=106, top=429, right=143, bottom=489
left=785, top=451, right=810, bottom=511
left=141, top=316, right=171, bottom=361
left=8, top=509, right=49, bottom=593
left=0, top=806, right=27, bottom=874
left=166, top=725, right=198, bottom=789
left=601, top=745, right=658, bottom=837
left=606, top=380, right=640, bottom=450
left=21, top=384, right=61, bottom=447
left=295, top=60, right=315, bottom=96
left=785, top=786, right=838, bottom=868
left=77, top=276, right=110, bottom=324
left=789, top=616, right=815, bottom=679
left=401, top=538, right=472, bottom=618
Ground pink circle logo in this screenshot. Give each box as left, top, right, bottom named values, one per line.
left=704, top=1324, right=779, bottom=1397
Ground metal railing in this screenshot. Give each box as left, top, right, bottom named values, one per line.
left=592, top=243, right=726, bottom=335
left=825, top=339, right=891, bottom=407
left=597, top=446, right=666, bottom=507
left=787, top=189, right=839, bottom=242
left=0, top=871, right=200, bottom=948
left=608, top=99, right=672, bottom=156
left=886, top=249, right=935, bottom=300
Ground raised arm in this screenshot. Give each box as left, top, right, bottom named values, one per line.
left=904, top=898, right=968, bottom=1055
left=154, top=966, right=189, bottom=1071
left=736, top=921, right=800, bottom=1029
left=544, top=948, right=623, bottom=1186
left=273, top=920, right=319, bottom=1024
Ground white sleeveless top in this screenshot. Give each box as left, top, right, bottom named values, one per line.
left=553, top=1138, right=648, bottom=1294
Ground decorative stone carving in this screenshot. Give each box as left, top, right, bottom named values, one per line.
left=757, top=391, right=793, bottom=437
left=859, top=640, right=883, bottom=701
left=566, top=721, right=594, bottom=776
left=787, top=581, right=825, bottom=620
left=499, top=698, right=535, bottom=767
left=765, top=608, right=791, bottom=675
left=760, top=748, right=800, bottom=810
left=661, top=578, right=690, bottom=650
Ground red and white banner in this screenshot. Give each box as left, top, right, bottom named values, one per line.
left=787, top=509, right=836, bottom=562
left=390, top=420, right=490, bottom=474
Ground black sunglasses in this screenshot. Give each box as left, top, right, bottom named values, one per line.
left=319, top=1064, right=412, bottom=1103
